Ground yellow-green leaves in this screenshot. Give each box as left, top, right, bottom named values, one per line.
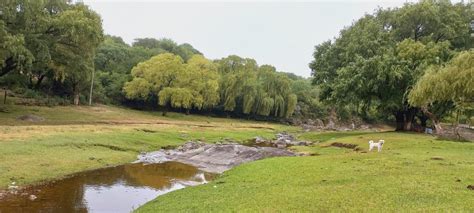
left=409, top=50, right=474, bottom=108
left=124, top=53, right=220, bottom=111
left=123, top=78, right=151, bottom=99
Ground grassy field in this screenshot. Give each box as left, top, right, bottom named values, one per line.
left=2, top=103, right=473, bottom=211
left=0, top=104, right=294, bottom=189
left=137, top=131, right=474, bottom=212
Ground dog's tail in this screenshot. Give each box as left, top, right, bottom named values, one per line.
left=368, top=140, right=374, bottom=144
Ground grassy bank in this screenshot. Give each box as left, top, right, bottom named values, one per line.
left=137, top=132, right=474, bottom=212
left=0, top=104, right=293, bottom=189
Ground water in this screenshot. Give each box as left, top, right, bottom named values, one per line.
left=0, top=162, right=214, bottom=213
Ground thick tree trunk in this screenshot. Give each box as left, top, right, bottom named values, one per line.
left=35, top=75, right=46, bottom=90
left=74, top=94, right=80, bottom=105
left=185, top=109, right=190, bottom=115
left=395, top=111, right=405, bottom=131
left=418, top=114, right=428, bottom=128
left=421, top=106, right=443, bottom=134
left=0, top=57, right=16, bottom=77
left=327, top=107, right=337, bottom=129
left=403, top=109, right=416, bottom=131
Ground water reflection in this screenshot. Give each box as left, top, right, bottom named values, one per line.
left=0, top=162, right=213, bottom=213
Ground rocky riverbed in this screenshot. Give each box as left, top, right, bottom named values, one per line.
left=136, top=132, right=314, bottom=173
left=136, top=141, right=296, bottom=173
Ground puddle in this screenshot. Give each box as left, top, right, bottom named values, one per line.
left=0, top=162, right=215, bottom=213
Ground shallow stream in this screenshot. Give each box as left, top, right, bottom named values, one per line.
left=0, top=162, right=214, bottom=213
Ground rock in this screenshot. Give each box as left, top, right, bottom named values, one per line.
left=326, top=120, right=336, bottom=130
left=253, top=136, right=267, bottom=143
left=137, top=142, right=295, bottom=173
left=272, top=132, right=312, bottom=147
left=8, top=185, right=18, bottom=190
left=314, top=119, right=324, bottom=127
left=176, top=141, right=206, bottom=152
left=29, top=194, right=37, bottom=201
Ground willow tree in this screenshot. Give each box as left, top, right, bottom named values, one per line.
left=184, top=55, right=220, bottom=110
left=124, top=53, right=184, bottom=114
left=409, top=51, right=474, bottom=133
left=123, top=53, right=220, bottom=115
left=160, top=55, right=220, bottom=114
left=216, top=55, right=297, bottom=118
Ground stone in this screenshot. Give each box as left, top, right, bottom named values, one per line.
left=253, top=136, right=267, bottom=143
left=137, top=142, right=295, bottom=173
left=29, top=194, right=37, bottom=201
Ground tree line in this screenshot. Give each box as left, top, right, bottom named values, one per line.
left=310, top=0, right=473, bottom=131
left=0, top=0, right=322, bottom=120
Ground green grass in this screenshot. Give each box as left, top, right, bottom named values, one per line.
left=0, top=104, right=290, bottom=189
left=137, top=132, right=474, bottom=212
left=3, top=104, right=473, bottom=211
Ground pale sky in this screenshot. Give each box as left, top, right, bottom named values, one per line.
left=83, top=0, right=414, bottom=77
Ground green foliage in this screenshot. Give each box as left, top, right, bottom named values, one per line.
left=0, top=0, right=104, bottom=104
left=216, top=55, right=298, bottom=118
left=124, top=53, right=220, bottom=112
left=310, top=0, right=472, bottom=128
left=122, top=53, right=303, bottom=119
left=409, top=50, right=474, bottom=111
left=132, top=38, right=201, bottom=62
left=1, top=1, right=318, bottom=120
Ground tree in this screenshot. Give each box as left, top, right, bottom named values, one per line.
left=0, top=20, right=32, bottom=77
left=50, top=3, right=104, bottom=105
left=132, top=38, right=201, bottom=62
left=216, top=55, right=297, bottom=118
left=408, top=51, right=474, bottom=134
left=184, top=55, right=220, bottom=110
left=124, top=53, right=220, bottom=115
left=94, top=35, right=159, bottom=103
left=0, top=0, right=103, bottom=105
left=310, top=0, right=472, bottom=130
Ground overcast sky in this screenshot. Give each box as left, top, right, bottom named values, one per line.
left=83, top=0, right=413, bottom=77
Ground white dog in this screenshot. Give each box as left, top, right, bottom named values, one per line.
left=368, top=140, right=384, bottom=152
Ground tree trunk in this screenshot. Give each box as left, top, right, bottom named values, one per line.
left=327, top=107, right=337, bottom=129
left=421, top=106, right=443, bottom=134
left=185, top=108, right=190, bottom=115
left=3, top=89, right=7, bottom=104
left=395, top=111, right=405, bottom=131
left=73, top=84, right=80, bottom=105
left=454, top=110, right=461, bottom=140
left=418, top=114, right=428, bottom=128
left=89, top=69, right=95, bottom=106
left=74, top=94, right=80, bottom=105
left=0, top=57, right=16, bottom=77
left=35, top=75, right=46, bottom=90
left=162, top=104, right=169, bottom=116
left=403, top=109, right=416, bottom=131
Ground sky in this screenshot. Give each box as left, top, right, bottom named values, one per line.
left=83, top=0, right=414, bottom=77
